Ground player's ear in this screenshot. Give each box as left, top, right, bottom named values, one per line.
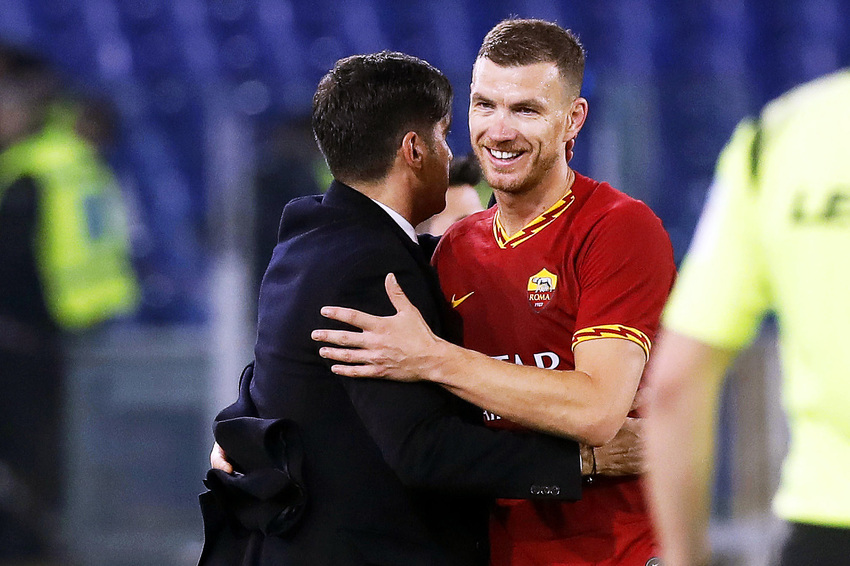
left=565, top=97, right=588, bottom=141
left=400, top=130, right=425, bottom=170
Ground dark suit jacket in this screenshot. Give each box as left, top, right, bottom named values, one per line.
left=199, top=182, right=582, bottom=566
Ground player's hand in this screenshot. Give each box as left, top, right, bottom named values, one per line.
left=210, top=441, right=233, bottom=474
left=311, top=273, right=443, bottom=381
left=592, top=416, right=646, bottom=476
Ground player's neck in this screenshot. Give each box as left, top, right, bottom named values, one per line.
left=349, top=170, right=420, bottom=227
left=495, top=168, right=576, bottom=235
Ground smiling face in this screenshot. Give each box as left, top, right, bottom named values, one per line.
left=469, top=58, right=581, bottom=197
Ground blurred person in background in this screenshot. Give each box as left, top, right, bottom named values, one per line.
left=0, top=44, right=139, bottom=563
left=416, top=152, right=485, bottom=236
left=314, top=19, right=676, bottom=566
left=252, top=116, right=325, bottom=304
left=645, top=69, right=850, bottom=566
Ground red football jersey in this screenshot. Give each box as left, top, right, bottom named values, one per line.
left=433, top=172, right=675, bottom=566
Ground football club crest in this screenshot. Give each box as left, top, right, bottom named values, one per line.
left=527, top=268, right=558, bottom=311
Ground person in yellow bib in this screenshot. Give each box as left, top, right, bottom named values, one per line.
left=0, top=45, right=138, bottom=562
left=645, top=69, right=850, bottom=566
left=0, top=102, right=139, bottom=330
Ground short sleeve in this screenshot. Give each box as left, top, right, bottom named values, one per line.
left=573, top=199, right=676, bottom=359
left=663, top=119, right=770, bottom=350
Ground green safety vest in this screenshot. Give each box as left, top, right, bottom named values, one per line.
left=0, top=120, right=139, bottom=330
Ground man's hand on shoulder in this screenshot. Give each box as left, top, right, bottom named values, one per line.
left=311, top=273, right=446, bottom=382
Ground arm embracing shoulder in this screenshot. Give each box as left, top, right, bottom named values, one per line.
left=331, top=251, right=583, bottom=499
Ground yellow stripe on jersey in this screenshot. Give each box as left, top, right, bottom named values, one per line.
left=571, top=324, right=652, bottom=360
left=493, top=190, right=575, bottom=249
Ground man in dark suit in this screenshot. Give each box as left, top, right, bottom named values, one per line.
left=198, top=51, right=594, bottom=566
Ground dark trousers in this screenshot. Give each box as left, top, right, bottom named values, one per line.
left=778, top=522, right=850, bottom=566
left=0, top=343, right=64, bottom=559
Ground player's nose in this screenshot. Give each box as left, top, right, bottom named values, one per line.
left=487, top=112, right=517, bottom=143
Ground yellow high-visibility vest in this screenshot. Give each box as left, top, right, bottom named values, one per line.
left=0, top=116, right=139, bottom=330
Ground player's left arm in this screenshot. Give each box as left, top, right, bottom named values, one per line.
left=644, top=329, right=735, bottom=566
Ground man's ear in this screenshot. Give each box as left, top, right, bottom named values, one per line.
left=400, top=130, right=425, bottom=170
left=565, top=97, right=588, bottom=141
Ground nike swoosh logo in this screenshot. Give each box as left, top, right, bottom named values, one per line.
left=451, top=292, right=474, bottom=308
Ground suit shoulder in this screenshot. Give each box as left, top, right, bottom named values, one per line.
left=274, top=204, right=413, bottom=277
left=277, top=194, right=340, bottom=238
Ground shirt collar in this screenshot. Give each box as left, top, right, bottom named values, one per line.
left=371, top=199, right=418, bottom=243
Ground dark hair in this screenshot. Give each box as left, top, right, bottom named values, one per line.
left=312, top=51, right=452, bottom=184
left=449, top=153, right=482, bottom=187
left=477, top=19, right=586, bottom=96
left=0, top=43, right=59, bottom=101
left=0, top=43, right=51, bottom=77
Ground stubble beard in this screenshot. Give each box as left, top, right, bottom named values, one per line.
left=481, top=147, right=561, bottom=198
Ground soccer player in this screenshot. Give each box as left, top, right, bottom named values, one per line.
left=314, top=19, right=676, bottom=565
left=645, top=70, right=850, bottom=566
